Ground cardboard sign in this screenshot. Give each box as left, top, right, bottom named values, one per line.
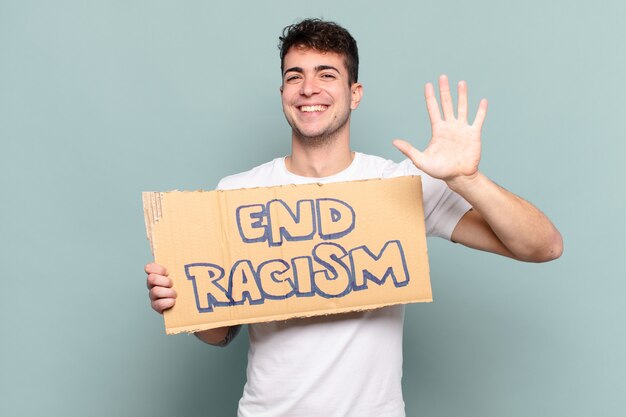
left=143, top=176, right=431, bottom=335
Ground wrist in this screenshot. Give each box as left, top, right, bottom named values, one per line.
left=445, top=171, right=484, bottom=194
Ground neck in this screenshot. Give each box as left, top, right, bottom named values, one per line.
left=286, top=134, right=354, bottom=178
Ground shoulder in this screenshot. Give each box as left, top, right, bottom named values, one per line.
left=356, top=153, right=426, bottom=179
left=355, top=153, right=405, bottom=176
left=216, top=158, right=284, bottom=190
left=365, top=154, right=456, bottom=202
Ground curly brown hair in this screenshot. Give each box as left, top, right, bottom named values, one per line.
left=279, top=18, right=359, bottom=85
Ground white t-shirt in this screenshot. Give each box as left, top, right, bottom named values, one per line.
left=217, top=152, right=471, bottom=417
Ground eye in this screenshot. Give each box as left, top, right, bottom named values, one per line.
left=321, top=73, right=336, bottom=79
left=285, top=74, right=302, bottom=83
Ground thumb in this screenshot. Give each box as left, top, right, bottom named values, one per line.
left=392, top=139, right=425, bottom=169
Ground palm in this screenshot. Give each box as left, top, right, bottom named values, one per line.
left=421, top=115, right=482, bottom=180
left=394, top=75, right=488, bottom=182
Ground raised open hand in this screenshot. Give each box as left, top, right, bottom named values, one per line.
left=393, top=75, right=488, bottom=184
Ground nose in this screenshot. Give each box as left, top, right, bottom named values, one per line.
left=300, top=77, right=320, bottom=97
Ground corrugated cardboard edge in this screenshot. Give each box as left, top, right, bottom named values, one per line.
left=146, top=175, right=422, bottom=197
left=165, top=298, right=432, bottom=335
left=142, top=191, right=164, bottom=257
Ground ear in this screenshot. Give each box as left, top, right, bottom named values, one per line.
left=350, top=83, right=363, bottom=110
left=279, top=85, right=284, bottom=94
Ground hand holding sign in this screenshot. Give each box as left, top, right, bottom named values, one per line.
left=146, top=263, right=177, bottom=313
left=393, top=75, right=488, bottom=187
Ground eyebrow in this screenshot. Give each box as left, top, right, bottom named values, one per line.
left=283, top=65, right=341, bottom=77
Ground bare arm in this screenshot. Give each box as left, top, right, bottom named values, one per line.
left=145, top=262, right=236, bottom=345
left=449, top=176, right=562, bottom=262
left=393, top=75, right=562, bottom=262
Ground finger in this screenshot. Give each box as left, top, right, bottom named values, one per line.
left=152, top=298, right=176, bottom=314
left=145, top=262, right=168, bottom=276
left=457, top=81, right=468, bottom=123
left=147, top=273, right=173, bottom=289
left=149, top=286, right=177, bottom=301
left=392, top=139, right=426, bottom=170
left=424, top=83, right=441, bottom=125
left=438, top=74, right=454, bottom=120
left=472, top=98, right=488, bottom=128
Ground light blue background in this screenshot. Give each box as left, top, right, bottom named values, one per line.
left=1, top=1, right=624, bottom=416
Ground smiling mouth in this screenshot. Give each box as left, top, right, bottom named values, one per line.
left=299, top=105, right=328, bottom=112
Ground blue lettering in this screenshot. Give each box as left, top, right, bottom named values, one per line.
left=267, top=199, right=316, bottom=246
left=234, top=198, right=356, bottom=247
left=185, top=240, right=412, bottom=313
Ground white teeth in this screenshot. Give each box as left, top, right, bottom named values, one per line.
left=300, top=105, right=327, bottom=112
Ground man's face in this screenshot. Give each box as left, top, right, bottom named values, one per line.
left=281, top=47, right=362, bottom=144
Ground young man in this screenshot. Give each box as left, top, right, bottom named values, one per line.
left=145, top=18, right=562, bottom=417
